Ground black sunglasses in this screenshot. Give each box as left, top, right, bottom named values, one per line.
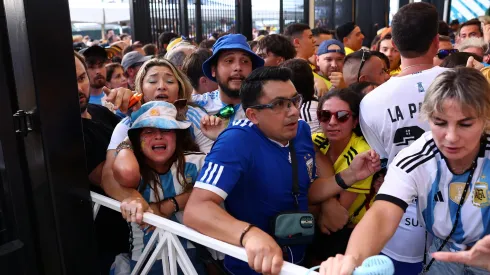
left=317, top=110, right=353, bottom=123
left=357, top=49, right=371, bottom=82
left=436, top=49, right=458, bottom=59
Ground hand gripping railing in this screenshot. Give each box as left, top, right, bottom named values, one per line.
left=91, top=191, right=318, bottom=275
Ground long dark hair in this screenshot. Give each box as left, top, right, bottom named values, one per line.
left=129, top=128, right=199, bottom=201
left=318, top=88, right=364, bottom=137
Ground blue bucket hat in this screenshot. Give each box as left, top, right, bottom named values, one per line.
left=129, top=101, right=191, bottom=134
left=202, top=34, right=264, bottom=82
left=317, top=39, right=346, bottom=56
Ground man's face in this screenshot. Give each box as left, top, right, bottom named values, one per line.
left=345, top=26, right=364, bottom=51
left=459, top=25, right=482, bottom=41
left=378, top=39, right=400, bottom=71
left=74, top=56, right=90, bottom=114
left=296, top=29, right=316, bottom=58
left=86, top=59, right=107, bottom=89
left=316, top=46, right=344, bottom=78
left=358, top=56, right=389, bottom=85
left=212, top=50, right=253, bottom=99
left=256, top=47, right=284, bottom=66
left=248, top=80, right=300, bottom=145
left=433, top=41, right=454, bottom=66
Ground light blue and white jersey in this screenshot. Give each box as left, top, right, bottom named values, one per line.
left=377, top=132, right=490, bottom=252
left=107, top=106, right=213, bottom=153
left=192, top=90, right=246, bottom=124
left=130, top=152, right=206, bottom=261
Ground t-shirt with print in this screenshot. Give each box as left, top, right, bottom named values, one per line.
left=191, top=90, right=246, bottom=127
left=195, top=119, right=316, bottom=275
left=312, top=132, right=374, bottom=224
left=107, top=105, right=213, bottom=153
left=359, top=66, right=448, bottom=262
left=130, top=152, right=206, bottom=261
left=377, top=132, right=490, bottom=252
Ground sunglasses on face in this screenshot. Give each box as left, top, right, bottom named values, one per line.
left=248, top=94, right=303, bottom=114
left=357, top=49, right=371, bottom=82
left=317, top=110, right=353, bottom=123
left=436, top=49, right=458, bottom=59
left=215, top=104, right=235, bottom=119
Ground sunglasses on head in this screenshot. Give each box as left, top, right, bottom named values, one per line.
left=317, top=110, right=353, bottom=123
left=436, top=49, right=458, bottom=59
left=215, top=104, right=235, bottom=119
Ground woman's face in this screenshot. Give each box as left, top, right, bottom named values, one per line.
left=139, top=128, right=177, bottom=171
left=320, top=97, right=357, bottom=142
left=379, top=39, right=400, bottom=71
left=142, top=65, right=180, bottom=103
left=107, top=66, right=128, bottom=89
left=429, top=98, right=485, bottom=164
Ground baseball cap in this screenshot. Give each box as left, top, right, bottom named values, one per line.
left=336, top=22, right=356, bottom=43
left=82, top=45, right=108, bottom=61
left=121, top=51, right=151, bottom=72
left=317, top=39, right=346, bottom=56
left=202, top=34, right=264, bottom=82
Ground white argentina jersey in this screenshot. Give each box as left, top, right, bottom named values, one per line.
left=192, top=90, right=246, bottom=125
left=377, top=132, right=490, bottom=252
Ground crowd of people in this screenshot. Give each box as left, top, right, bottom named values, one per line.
left=74, top=2, right=490, bottom=275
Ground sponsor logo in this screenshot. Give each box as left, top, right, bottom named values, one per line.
left=300, top=216, right=314, bottom=228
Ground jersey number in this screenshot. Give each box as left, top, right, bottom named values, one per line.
left=393, top=126, right=425, bottom=147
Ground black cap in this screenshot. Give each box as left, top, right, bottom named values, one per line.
left=336, top=22, right=356, bottom=43
left=82, top=45, right=108, bottom=61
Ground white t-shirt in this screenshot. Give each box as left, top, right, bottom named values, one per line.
left=192, top=90, right=246, bottom=124
left=300, top=99, right=321, bottom=133
left=378, top=132, right=490, bottom=253
left=359, top=66, right=448, bottom=262
left=107, top=106, right=214, bottom=153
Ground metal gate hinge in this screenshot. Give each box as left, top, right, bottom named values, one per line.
left=13, top=110, right=34, bottom=137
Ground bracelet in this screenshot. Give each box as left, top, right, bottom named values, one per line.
left=239, top=224, right=255, bottom=247
left=335, top=173, right=349, bottom=190
left=167, top=197, right=179, bottom=213
left=116, top=140, right=133, bottom=154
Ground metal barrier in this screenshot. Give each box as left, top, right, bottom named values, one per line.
left=91, top=191, right=318, bottom=275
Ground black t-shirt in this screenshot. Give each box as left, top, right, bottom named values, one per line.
left=83, top=104, right=120, bottom=174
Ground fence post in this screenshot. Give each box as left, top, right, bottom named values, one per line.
left=237, top=0, right=253, bottom=40
left=195, top=0, right=203, bottom=42
left=129, top=0, right=152, bottom=44
left=179, top=0, right=189, bottom=38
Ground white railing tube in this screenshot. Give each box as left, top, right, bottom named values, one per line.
left=91, top=191, right=318, bottom=275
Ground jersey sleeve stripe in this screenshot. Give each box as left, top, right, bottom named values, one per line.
left=204, top=163, right=219, bottom=183
left=397, top=143, right=437, bottom=170
left=200, top=162, right=213, bottom=181
left=405, top=151, right=438, bottom=173
left=349, top=146, right=358, bottom=155
left=375, top=194, right=409, bottom=211
left=195, top=182, right=228, bottom=199
left=396, top=139, right=435, bottom=167
left=211, top=165, right=224, bottom=186
left=344, top=155, right=351, bottom=165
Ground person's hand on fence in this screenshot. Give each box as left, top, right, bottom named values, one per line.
left=242, top=226, right=284, bottom=275
left=120, top=195, right=152, bottom=224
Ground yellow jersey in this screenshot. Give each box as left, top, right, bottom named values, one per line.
left=312, top=132, right=374, bottom=224
left=344, top=47, right=354, bottom=55
left=390, top=67, right=401, bottom=76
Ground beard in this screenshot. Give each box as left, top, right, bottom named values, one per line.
left=90, top=75, right=106, bottom=89
left=79, top=92, right=90, bottom=113
left=216, top=74, right=241, bottom=99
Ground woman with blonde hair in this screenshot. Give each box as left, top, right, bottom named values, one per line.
left=320, top=67, right=490, bottom=275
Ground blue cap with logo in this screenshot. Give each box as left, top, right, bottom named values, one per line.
left=317, top=39, right=346, bottom=56
left=202, top=34, right=264, bottom=82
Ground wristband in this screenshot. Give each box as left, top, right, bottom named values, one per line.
left=167, top=197, right=179, bottom=213
left=335, top=173, right=349, bottom=189
left=240, top=224, right=255, bottom=247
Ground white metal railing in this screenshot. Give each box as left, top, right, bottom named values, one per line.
left=91, top=191, right=319, bottom=275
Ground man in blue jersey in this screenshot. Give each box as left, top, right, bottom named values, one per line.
left=184, top=67, right=381, bottom=274
left=192, top=34, right=264, bottom=124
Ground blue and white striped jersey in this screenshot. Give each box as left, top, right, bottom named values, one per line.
left=377, top=132, right=490, bottom=252
left=107, top=105, right=213, bottom=153
left=130, top=152, right=206, bottom=261
left=192, top=89, right=246, bottom=124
